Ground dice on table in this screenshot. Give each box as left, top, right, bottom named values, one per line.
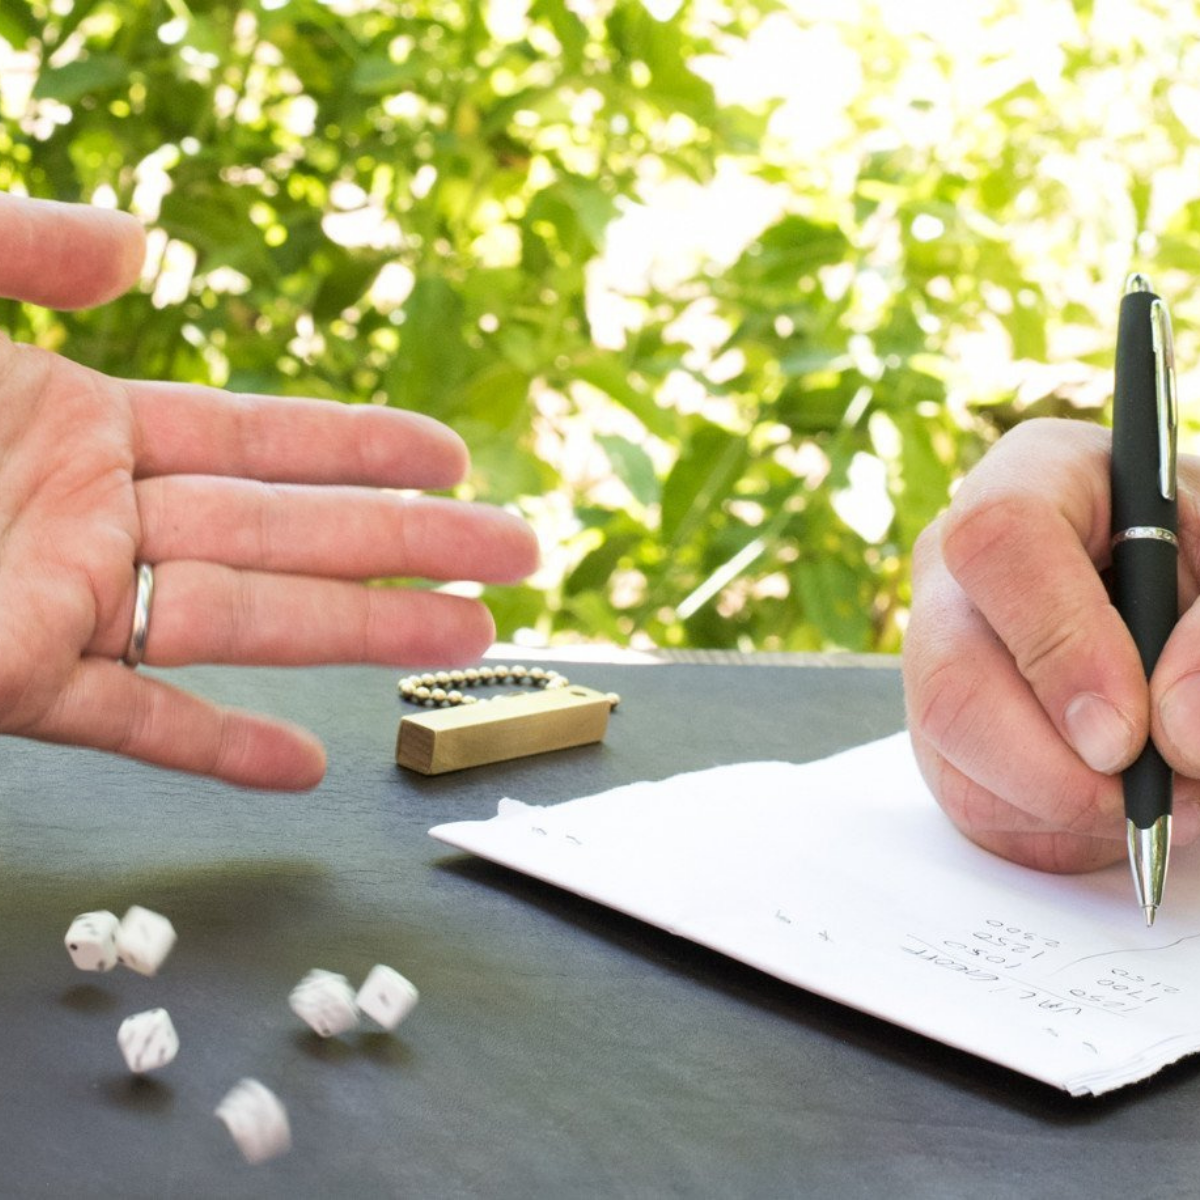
left=288, top=969, right=359, bottom=1037
left=356, top=964, right=419, bottom=1031
left=117, top=1007, right=179, bottom=1074
left=215, top=1078, right=291, bottom=1165
left=64, top=910, right=120, bottom=972
left=115, top=905, right=177, bottom=976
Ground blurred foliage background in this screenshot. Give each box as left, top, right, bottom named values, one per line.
left=2, top=0, right=1200, bottom=653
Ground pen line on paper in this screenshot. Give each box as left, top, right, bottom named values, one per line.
left=1050, top=931, right=1200, bottom=974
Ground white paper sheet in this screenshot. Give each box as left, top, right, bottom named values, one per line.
left=430, top=733, right=1200, bottom=1096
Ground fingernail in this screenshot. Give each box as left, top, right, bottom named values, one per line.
left=1160, top=673, right=1200, bottom=766
left=1063, top=693, right=1136, bottom=773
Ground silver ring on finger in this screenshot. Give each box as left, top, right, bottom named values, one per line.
left=122, top=562, right=155, bottom=668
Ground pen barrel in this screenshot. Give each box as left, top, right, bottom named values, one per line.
left=1123, top=741, right=1172, bottom=829
left=1111, top=538, right=1178, bottom=678
left=1111, top=289, right=1174, bottom=534
left=1111, top=284, right=1177, bottom=834
left=1112, top=537, right=1177, bottom=828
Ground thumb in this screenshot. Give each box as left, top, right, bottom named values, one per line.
left=1151, top=454, right=1200, bottom=774
left=0, top=193, right=145, bottom=309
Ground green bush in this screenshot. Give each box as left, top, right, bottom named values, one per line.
left=3, top=0, right=1198, bottom=652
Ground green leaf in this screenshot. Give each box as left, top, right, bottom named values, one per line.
left=311, top=250, right=388, bottom=320
left=351, top=56, right=424, bottom=96
left=661, top=422, right=748, bottom=546
left=33, top=55, right=131, bottom=103
left=565, top=528, right=643, bottom=596
left=461, top=429, right=553, bottom=503
left=532, top=0, right=588, bottom=72
left=385, top=275, right=469, bottom=409
left=558, top=176, right=617, bottom=249
left=598, top=435, right=659, bottom=507
left=456, top=360, right=532, bottom=429
left=0, top=0, right=39, bottom=48
left=746, top=214, right=852, bottom=282
left=563, top=589, right=632, bottom=642
left=261, top=17, right=354, bottom=97
left=480, top=584, right=548, bottom=640
left=792, top=555, right=875, bottom=649
left=572, top=354, right=677, bottom=441
left=606, top=4, right=715, bottom=116
left=158, top=184, right=275, bottom=277
left=776, top=379, right=858, bottom=434
left=891, top=409, right=954, bottom=542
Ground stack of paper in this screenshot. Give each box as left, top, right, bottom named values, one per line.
left=431, top=733, right=1200, bottom=1096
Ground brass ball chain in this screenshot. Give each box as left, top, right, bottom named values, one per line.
left=398, top=664, right=620, bottom=710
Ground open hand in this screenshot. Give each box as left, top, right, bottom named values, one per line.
left=0, top=195, right=539, bottom=788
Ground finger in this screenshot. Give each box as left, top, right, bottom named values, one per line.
left=1152, top=456, right=1200, bottom=774
left=0, top=194, right=145, bottom=309
left=904, top=516, right=1126, bottom=848
left=101, top=563, right=497, bottom=667
left=33, top=658, right=328, bottom=790
left=912, top=723, right=1200, bottom=862
left=1153, top=610, right=1200, bottom=778
left=908, top=727, right=1125, bottom=873
left=125, top=382, right=470, bottom=489
left=136, top=480, right=539, bottom=583
left=939, top=419, right=1146, bottom=774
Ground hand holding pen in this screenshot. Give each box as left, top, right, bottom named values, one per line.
left=902, top=318, right=1200, bottom=889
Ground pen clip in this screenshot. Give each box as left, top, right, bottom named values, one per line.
left=1151, top=297, right=1178, bottom=502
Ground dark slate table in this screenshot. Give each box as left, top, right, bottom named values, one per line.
left=2, top=657, right=1199, bottom=1199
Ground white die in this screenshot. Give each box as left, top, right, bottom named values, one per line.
left=215, top=1078, right=291, bottom=1164
left=356, top=964, right=419, bottom=1031
left=64, top=910, right=119, bottom=972
left=115, top=905, right=177, bottom=976
left=117, top=1007, right=179, bottom=1074
left=288, top=969, right=359, bottom=1037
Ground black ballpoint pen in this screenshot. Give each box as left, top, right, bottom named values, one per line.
left=1111, top=272, right=1179, bottom=926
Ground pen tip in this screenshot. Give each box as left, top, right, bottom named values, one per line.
left=1126, top=272, right=1153, bottom=295
left=1143, top=905, right=1158, bottom=928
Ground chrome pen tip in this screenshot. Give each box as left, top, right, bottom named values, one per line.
left=1127, top=816, right=1170, bottom=923
left=1126, top=272, right=1154, bottom=294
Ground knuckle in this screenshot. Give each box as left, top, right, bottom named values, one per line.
left=941, top=488, right=1046, bottom=583
left=226, top=568, right=259, bottom=660
left=136, top=478, right=168, bottom=550
left=1008, top=617, right=1087, bottom=686
left=360, top=586, right=384, bottom=660
left=251, top=482, right=283, bottom=568
left=229, top=393, right=268, bottom=476
left=113, top=682, right=156, bottom=758
left=209, top=710, right=252, bottom=780
left=904, top=644, right=986, bottom=757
